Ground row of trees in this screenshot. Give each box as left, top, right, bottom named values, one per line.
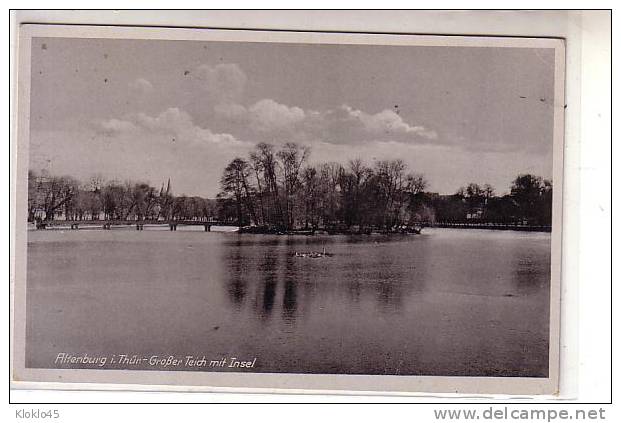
left=218, top=143, right=553, bottom=231
left=27, top=143, right=553, bottom=229
left=414, top=175, right=553, bottom=226
left=27, top=171, right=216, bottom=222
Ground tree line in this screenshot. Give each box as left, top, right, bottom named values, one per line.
left=27, top=142, right=553, bottom=229
left=27, top=171, right=216, bottom=223
left=217, top=143, right=553, bottom=231
left=425, top=176, right=553, bottom=226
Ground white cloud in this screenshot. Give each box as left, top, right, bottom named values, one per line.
left=96, top=108, right=246, bottom=147
left=342, top=106, right=438, bottom=140
left=135, top=107, right=194, bottom=134
left=213, top=98, right=437, bottom=146
left=299, top=104, right=438, bottom=146
left=248, top=99, right=305, bottom=132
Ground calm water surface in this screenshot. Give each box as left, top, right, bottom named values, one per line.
left=26, top=227, right=550, bottom=376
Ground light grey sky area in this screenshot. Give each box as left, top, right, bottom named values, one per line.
left=29, top=37, right=556, bottom=197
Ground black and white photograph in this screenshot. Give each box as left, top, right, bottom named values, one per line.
left=11, top=24, right=565, bottom=395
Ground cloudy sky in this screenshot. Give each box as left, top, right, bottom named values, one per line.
left=29, top=37, right=556, bottom=197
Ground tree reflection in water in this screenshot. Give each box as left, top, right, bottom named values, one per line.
left=282, top=255, right=298, bottom=324
left=225, top=238, right=246, bottom=309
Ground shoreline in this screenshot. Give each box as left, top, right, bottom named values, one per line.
left=432, top=223, right=551, bottom=233
left=27, top=221, right=552, bottom=234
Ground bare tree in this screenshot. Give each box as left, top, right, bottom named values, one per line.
left=220, top=158, right=253, bottom=228
left=253, top=143, right=284, bottom=228
left=301, top=166, right=320, bottom=229
left=277, top=143, right=310, bottom=229
left=30, top=173, right=79, bottom=221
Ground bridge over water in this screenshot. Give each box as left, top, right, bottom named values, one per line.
left=34, top=220, right=238, bottom=231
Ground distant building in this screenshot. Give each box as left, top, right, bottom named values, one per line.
left=466, top=208, right=483, bottom=220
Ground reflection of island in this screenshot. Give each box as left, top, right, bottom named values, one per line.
left=258, top=256, right=277, bottom=319
left=225, top=239, right=246, bottom=308
left=282, top=257, right=298, bottom=323
left=221, top=236, right=427, bottom=326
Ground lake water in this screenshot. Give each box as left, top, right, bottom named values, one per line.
left=26, top=227, right=551, bottom=377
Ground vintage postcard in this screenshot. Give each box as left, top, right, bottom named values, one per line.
left=11, top=24, right=565, bottom=395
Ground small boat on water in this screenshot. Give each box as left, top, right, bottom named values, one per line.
left=293, top=246, right=333, bottom=258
